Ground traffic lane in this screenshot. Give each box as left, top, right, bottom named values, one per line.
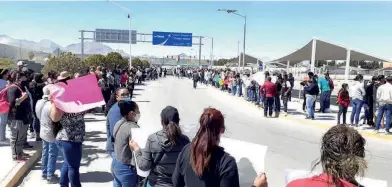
left=136, top=77, right=392, bottom=187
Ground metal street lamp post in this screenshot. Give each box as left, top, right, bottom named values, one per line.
left=218, top=9, right=246, bottom=71
left=107, top=0, right=132, bottom=68
left=204, top=36, right=214, bottom=67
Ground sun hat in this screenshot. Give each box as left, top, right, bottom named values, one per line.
left=57, top=71, right=70, bottom=81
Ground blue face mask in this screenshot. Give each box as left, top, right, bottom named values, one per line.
left=121, top=97, right=132, bottom=102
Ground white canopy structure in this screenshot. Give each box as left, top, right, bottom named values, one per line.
left=270, top=38, right=389, bottom=80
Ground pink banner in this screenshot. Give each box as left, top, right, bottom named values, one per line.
left=50, top=74, right=105, bottom=113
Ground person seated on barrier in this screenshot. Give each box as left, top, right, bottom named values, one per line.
left=129, top=106, right=190, bottom=187
left=287, top=125, right=366, bottom=187
left=172, top=107, right=268, bottom=187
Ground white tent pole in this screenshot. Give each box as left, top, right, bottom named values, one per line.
left=286, top=61, right=290, bottom=73
left=311, top=39, right=316, bottom=73
left=345, top=48, right=351, bottom=81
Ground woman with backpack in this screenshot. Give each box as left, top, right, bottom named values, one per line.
left=129, top=106, right=190, bottom=187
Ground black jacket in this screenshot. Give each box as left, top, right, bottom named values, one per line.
left=173, top=144, right=240, bottom=187
left=7, top=84, right=30, bottom=122
left=135, top=130, right=190, bottom=187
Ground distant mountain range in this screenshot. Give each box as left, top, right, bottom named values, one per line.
left=0, top=34, right=129, bottom=56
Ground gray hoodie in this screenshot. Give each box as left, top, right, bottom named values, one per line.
left=135, top=129, right=190, bottom=187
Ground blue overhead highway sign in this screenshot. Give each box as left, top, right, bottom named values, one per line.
left=152, top=31, right=192, bottom=47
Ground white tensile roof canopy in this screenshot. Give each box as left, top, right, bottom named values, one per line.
left=271, top=39, right=388, bottom=63
left=267, top=38, right=389, bottom=80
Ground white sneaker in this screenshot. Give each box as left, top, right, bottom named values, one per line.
left=29, top=132, right=36, bottom=139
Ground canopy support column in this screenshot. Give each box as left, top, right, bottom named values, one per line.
left=310, top=38, right=316, bottom=73
left=286, top=61, right=290, bottom=73
left=345, top=49, right=351, bottom=81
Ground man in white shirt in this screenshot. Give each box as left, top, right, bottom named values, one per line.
left=375, top=76, right=392, bottom=134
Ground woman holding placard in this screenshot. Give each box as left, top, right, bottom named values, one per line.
left=129, top=106, right=190, bottom=187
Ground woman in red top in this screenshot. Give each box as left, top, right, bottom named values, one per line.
left=287, top=125, right=366, bottom=187
left=120, top=71, right=128, bottom=88
left=337, top=83, right=350, bottom=125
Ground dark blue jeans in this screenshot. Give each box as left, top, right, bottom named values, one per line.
left=274, top=95, right=281, bottom=112
left=350, top=99, right=364, bottom=125
left=264, top=97, right=274, bottom=117
left=338, top=104, right=348, bottom=125
left=320, top=90, right=331, bottom=112
left=56, top=140, right=82, bottom=187
left=113, top=159, right=138, bottom=187
left=375, top=104, right=392, bottom=131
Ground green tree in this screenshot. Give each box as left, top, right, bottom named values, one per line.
left=106, top=52, right=128, bottom=69
left=85, top=54, right=107, bottom=69
left=42, top=52, right=86, bottom=75
left=132, top=57, right=143, bottom=68
left=0, top=58, right=16, bottom=69
left=141, top=59, right=150, bottom=68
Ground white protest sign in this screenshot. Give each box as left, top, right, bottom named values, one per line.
left=285, top=169, right=387, bottom=187
left=220, top=137, right=268, bottom=173
left=131, top=128, right=151, bottom=178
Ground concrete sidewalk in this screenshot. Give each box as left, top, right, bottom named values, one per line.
left=0, top=127, right=41, bottom=187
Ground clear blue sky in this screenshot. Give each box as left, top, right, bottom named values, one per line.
left=1, top=1, right=391, bottom=60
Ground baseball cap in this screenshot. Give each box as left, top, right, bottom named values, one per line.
left=161, top=106, right=180, bottom=125
left=17, top=61, right=23, bottom=66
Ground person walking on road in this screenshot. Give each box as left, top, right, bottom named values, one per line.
left=260, top=77, right=277, bottom=118
left=36, top=85, right=59, bottom=183
left=192, top=71, right=200, bottom=89
left=287, top=125, right=367, bottom=187
left=375, top=76, right=392, bottom=134
left=129, top=106, right=190, bottom=187
left=113, top=101, right=140, bottom=187
left=350, top=74, right=366, bottom=126
left=337, top=83, right=350, bottom=125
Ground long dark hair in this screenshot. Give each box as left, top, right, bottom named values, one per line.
left=161, top=106, right=182, bottom=145
left=191, top=108, right=225, bottom=176
left=311, top=125, right=366, bottom=187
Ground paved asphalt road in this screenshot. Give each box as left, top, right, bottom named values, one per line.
left=20, top=77, right=392, bottom=187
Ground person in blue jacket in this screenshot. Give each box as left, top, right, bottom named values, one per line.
left=105, top=87, right=131, bottom=187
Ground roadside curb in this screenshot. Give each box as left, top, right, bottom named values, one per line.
left=4, top=147, right=42, bottom=187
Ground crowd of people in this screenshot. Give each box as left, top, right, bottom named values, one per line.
left=182, top=67, right=392, bottom=134
left=0, top=61, right=385, bottom=187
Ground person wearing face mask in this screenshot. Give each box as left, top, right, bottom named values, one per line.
left=113, top=100, right=140, bottom=187
left=105, top=87, right=131, bottom=187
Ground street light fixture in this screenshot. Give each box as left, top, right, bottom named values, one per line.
left=107, top=0, right=132, bottom=68
left=218, top=9, right=247, bottom=71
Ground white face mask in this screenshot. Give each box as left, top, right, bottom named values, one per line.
left=134, top=113, right=141, bottom=122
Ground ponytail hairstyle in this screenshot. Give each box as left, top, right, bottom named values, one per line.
left=161, top=106, right=182, bottom=145
left=191, top=107, right=225, bottom=176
